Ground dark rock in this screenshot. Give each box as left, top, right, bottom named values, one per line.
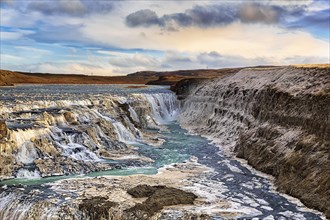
left=79, top=196, right=117, bottom=220
left=126, top=185, right=197, bottom=218
left=171, top=78, right=208, bottom=100
left=0, top=120, right=8, bottom=140
left=127, top=184, right=161, bottom=198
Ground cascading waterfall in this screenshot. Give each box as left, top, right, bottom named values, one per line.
left=0, top=86, right=181, bottom=219
left=16, top=169, right=41, bottom=179
left=112, top=121, right=137, bottom=143
left=144, top=93, right=178, bottom=124
left=0, top=89, right=179, bottom=180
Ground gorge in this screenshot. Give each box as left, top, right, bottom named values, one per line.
left=0, top=65, right=329, bottom=219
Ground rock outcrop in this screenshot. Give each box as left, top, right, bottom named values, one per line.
left=0, top=159, right=213, bottom=220
left=126, top=184, right=197, bottom=218
left=175, top=65, right=330, bottom=218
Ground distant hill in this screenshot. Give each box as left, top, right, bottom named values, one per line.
left=128, top=68, right=243, bottom=78
left=130, top=68, right=244, bottom=85
left=1, top=66, right=287, bottom=86
left=0, top=68, right=242, bottom=86
left=0, top=70, right=158, bottom=86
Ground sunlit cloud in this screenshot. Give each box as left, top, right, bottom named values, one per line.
left=0, top=0, right=329, bottom=75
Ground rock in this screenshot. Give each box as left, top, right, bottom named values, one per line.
left=34, top=156, right=112, bottom=177
left=127, top=184, right=161, bottom=198
left=0, top=155, right=22, bottom=179
left=0, top=120, right=8, bottom=140
left=32, top=138, right=59, bottom=157
left=79, top=196, right=117, bottom=220
left=63, top=111, right=79, bottom=125
left=126, top=185, right=197, bottom=218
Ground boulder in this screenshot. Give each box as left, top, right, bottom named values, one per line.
left=126, top=185, right=197, bottom=218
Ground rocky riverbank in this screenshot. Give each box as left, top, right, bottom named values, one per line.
left=0, top=158, right=244, bottom=219
left=174, top=65, right=330, bottom=218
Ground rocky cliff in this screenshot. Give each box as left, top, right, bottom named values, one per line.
left=175, top=65, right=330, bottom=218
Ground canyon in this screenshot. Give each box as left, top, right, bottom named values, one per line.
left=175, top=65, right=330, bottom=218
left=0, top=65, right=329, bottom=219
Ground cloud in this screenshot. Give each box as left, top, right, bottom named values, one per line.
left=126, top=5, right=237, bottom=29
left=184, top=4, right=236, bottom=27
left=27, top=0, right=84, bottom=16
left=239, top=3, right=282, bottom=24
left=288, top=8, right=330, bottom=29
left=125, top=3, right=307, bottom=29
left=109, top=53, right=159, bottom=68
left=10, top=0, right=116, bottom=17
left=126, top=9, right=161, bottom=27
left=26, top=24, right=86, bottom=44
left=196, top=51, right=274, bottom=68
left=1, top=0, right=329, bottom=75
left=0, top=31, right=24, bottom=40
left=0, top=0, right=13, bottom=5
left=10, top=62, right=114, bottom=75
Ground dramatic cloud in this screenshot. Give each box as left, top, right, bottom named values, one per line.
left=126, top=5, right=237, bottom=29
left=1, top=0, right=329, bottom=75
left=126, top=3, right=307, bottom=29
left=126, top=9, right=161, bottom=27
left=239, top=3, right=282, bottom=24
left=4, top=0, right=115, bottom=17
left=28, top=0, right=85, bottom=16
left=288, top=8, right=330, bottom=29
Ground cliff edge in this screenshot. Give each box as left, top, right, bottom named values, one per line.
left=174, top=65, right=330, bottom=218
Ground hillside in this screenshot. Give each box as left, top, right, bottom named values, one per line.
left=0, top=68, right=243, bottom=86
left=0, top=70, right=159, bottom=86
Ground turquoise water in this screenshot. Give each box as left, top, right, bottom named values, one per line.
left=0, top=122, right=210, bottom=186
left=1, top=121, right=324, bottom=219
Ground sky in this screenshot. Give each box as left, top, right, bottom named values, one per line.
left=0, top=0, right=329, bottom=76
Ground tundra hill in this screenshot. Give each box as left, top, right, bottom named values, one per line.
left=128, top=68, right=245, bottom=77
left=130, top=68, right=244, bottom=85
left=0, top=66, right=293, bottom=87
left=0, top=69, right=158, bottom=86
left=1, top=68, right=243, bottom=86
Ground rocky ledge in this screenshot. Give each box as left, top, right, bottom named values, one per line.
left=174, top=65, right=330, bottom=218
left=0, top=158, right=242, bottom=219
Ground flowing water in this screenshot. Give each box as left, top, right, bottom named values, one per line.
left=0, top=84, right=324, bottom=219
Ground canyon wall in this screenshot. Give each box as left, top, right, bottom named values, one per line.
left=175, top=66, right=330, bottom=218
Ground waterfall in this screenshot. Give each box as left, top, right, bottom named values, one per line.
left=16, top=169, right=41, bottom=179
left=112, top=121, right=137, bottom=143
left=15, top=142, right=39, bottom=164
left=0, top=89, right=179, bottom=180
left=143, top=93, right=178, bottom=125
left=0, top=87, right=181, bottom=219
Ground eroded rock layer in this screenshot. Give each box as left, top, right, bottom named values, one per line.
left=176, top=66, right=330, bottom=217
